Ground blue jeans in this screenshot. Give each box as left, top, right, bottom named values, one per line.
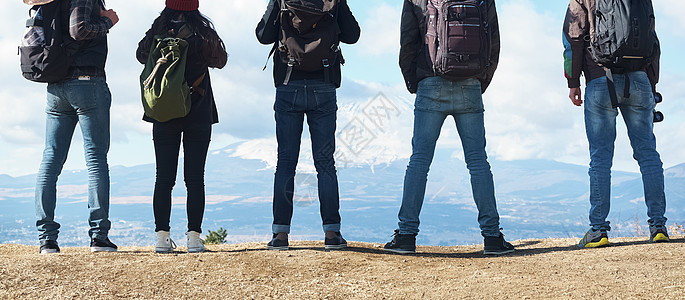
left=584, top=71, right=667, bottom=231
left=35, top=77, right=112, bottom=241
left=272, top=80, right=341, bottom=234
left=398, top=76, right=501, bottom=237
left=152, top=122, right=211, bottom=234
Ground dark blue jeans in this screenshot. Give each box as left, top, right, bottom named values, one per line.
left=152, top=121, right=211, bottom=233
left=272, top=80, right=341, bottom=234
left=35, top=77, right=112, bottom=241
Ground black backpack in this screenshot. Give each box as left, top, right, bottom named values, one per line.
left=425, top=0, right=491, bottom=81
left=273, top=0, right=342, bottom=85
left=19, top=0, right=74, bottom=83
left=590, top=0, right=658, bottom=108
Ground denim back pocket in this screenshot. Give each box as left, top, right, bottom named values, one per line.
left=586, top=76, right=613, bottom=109
left=46, top=84, right=68, bottom=112
left=274, top=89, right=298, bottom=112
left=460, top=83, right=484, bottom=113
left=629, top=72, right=655, bottom=109
left=313, top=86, right=337, bottom=113
left=65, top=80, right=99, bottom=109
left=415, top=77, right=441, bottom=111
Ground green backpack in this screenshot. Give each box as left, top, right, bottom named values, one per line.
left=140, top=26, right=204, bottom=122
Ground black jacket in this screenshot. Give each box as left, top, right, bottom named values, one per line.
left=399, top=0, right=500, bottom=93
left=256, top=0, right=361, bottom=88
left=136, top=23, right=228, bottom=125
left=66, top=0, right=112, bottom=78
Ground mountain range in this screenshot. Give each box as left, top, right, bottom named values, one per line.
left=1, top=139, right=684, bottom=247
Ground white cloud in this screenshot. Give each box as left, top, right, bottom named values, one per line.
left=0, top=0, right=278, bottom=175
left=0, top=0, right=684, bottom=177
left=484, top=0, right=586, bottom=163
left=654, top=0, right=685, bottom=37
left=357, top=3, right=401, bottom=56
left=481, top=0, right=685, bottom=171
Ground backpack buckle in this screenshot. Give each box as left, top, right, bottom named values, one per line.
left=322, top=59, right=330, bottom=68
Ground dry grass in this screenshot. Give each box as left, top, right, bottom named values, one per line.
left=1, top=237, right=684, bottom=299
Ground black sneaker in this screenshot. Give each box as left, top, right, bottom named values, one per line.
left=267, top=234, right=289, bottom=251
left=324, top=232, right=347, bottom=250
left=483, top=233, right=515, bottom=255
left=90, top=237, right=118, bottom=253
left=649, top=225, right=670, bottom=243
left=383, top=230, right=416, bottom=254
left=39, top=240, right=60, bottom=254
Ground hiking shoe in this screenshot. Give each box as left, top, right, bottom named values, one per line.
left=383, top=230, right=416, bottom=254
left=90, top=237, right=118, bottom=253
left=324, top=232, right=347, bottom=250
left=186, top=231, right=205, bottom=253
left=267, top=234, right=289, bottom=251
left=483, top=233, right=515, bottom=255
left=155, top=231, right=177, bottom=253
left=578, top=228, right=609, bottom=248
left=649, top=225, right=670, bottom=243
left=39, top=240, right=60, bottom=254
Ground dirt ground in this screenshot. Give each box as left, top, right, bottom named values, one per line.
left=1, top=237, right=684, bottom=299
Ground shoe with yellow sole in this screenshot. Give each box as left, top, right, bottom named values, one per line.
left=649, top=225, right=670, bottom=243
left=578, top=228, right=609, bottom=248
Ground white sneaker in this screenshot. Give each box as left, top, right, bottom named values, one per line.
left=155, top=231, right=176, bottom=253
left=186, top=231, right=205, bottom=253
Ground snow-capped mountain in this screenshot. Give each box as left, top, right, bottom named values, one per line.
left=1, top=139, right=683, bottom=247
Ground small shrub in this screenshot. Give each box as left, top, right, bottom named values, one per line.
left=669, top=223, right=685, bottom=236
left=203, top=227, right=228, bottom=245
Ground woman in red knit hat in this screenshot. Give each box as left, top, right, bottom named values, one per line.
left=165, top=0, right=199, bottom=11
left=136, top=0, right=227, bottom=253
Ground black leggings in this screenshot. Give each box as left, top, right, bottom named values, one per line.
left=152, top=122, right=211, bottom=233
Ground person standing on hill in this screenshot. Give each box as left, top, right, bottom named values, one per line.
left=256, top=0, right=360, bottom=251
left=33, top=0, right=120, bottom=254
left=563, top=0, right=668, bottom=247
left=136, top=0, right=227, bottom=253
left=384, top=0, right=514, bottom=255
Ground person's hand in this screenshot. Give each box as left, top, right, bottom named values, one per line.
left=569, top=87, right=582, bottom=106
left=100, top=7, right=119, bottom=27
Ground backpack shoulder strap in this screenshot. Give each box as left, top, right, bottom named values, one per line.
left=262, top=0, right=286, bottom=71
left=176, top=24, right=194, bottom=40
left=190, top=72, right=206, bottom=96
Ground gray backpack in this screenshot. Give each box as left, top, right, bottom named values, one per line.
left=590, top=0, right=658, bottom=108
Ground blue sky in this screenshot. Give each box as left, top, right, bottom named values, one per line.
left=0, top=0, right=684, bottom=177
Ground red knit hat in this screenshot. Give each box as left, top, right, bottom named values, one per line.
left=166, top=0, right=199, bottom=11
